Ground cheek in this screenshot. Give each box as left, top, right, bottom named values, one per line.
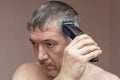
left=50, top=46, right=64, bottom=62
left=52, top=43, right=67, bottom=68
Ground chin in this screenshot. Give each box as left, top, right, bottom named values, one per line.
left=48, top=70, right=59, bottom=78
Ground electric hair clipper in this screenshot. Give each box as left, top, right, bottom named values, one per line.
left=62, top=21, right=98, bottom=62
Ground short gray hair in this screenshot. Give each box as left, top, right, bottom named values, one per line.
left=27, top=1, right=81, bottom=30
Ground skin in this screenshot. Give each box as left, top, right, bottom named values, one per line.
left=12, top=21, right=120, bottom=80
left=28, top=21, right=70, bottom=78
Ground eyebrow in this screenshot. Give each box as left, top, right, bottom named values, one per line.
left=29, top=38, right=57, bottom=43
left=44, top=39, right=56, bottom=43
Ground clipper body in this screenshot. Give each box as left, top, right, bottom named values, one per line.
left=62, top=21, right=99, bottom=62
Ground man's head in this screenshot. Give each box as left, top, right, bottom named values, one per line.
left=27, top=1, right=80, bottom=77
left=27, top=1, right=80, bottom=30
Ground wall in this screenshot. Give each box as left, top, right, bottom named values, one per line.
left=0, top=0, right=119, bottom=80
left=109, top=0, right=120, bottom=76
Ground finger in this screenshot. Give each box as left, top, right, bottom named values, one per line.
left=67, top=34, right=90, bottom=48
left=72, top=38, right=97, bottom=49
left=84, top=49, right=102, bottom=62
left=77, top=45, right=100, bottom=55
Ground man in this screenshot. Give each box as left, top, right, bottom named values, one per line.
left=12, top=1, right=120, bottom=80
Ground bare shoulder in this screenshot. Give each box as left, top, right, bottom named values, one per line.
left=90, top=64, right=120, bottom=80
left=97, top=69, right=120, bottom=80
left=12, top=62, right=49, bottom=80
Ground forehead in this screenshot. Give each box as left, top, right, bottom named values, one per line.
left=29, top=19, right=62, bottom=32
left=29, top=29, right=58, bottom=40
left=29, top=20, right=64, bottom=41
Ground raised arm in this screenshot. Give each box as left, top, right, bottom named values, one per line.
left=54, top=34, right=102, bottom=80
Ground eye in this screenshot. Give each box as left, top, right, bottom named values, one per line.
left=29, top=39, right=38, bottom=46
left=31, top=42, right=38, bottom=46
left=46, top=42, right=54, bottom=48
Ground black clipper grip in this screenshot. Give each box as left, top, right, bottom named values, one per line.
left=62, top=24, right=99, bottom=62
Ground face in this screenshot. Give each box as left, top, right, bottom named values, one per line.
left=29, top=21, right=70, bottom=77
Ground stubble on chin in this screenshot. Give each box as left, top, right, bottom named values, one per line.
left=48, top=70, right=59, bottom=78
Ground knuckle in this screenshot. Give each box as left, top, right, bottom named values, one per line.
left=99, top=50, right=102, bottom=55
left=75, top=36, right=81, bottom=40
left=64, top=47, right=74, bottom=55
left=81, top=39, right=96, bottom=46
left=91, top=53, right=97, bottom=58
left=91, top=50, right=102, bottom=58
left=85, top=46, right=91, bottom=51
left=64, top=47, right=69, bottom=53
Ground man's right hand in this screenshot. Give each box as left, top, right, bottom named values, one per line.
left=55, top=34, right=102, bottom=80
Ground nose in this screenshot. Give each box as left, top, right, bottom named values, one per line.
left=37, top=45, right=48, bottom=61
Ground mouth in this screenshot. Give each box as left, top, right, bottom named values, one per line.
left=43, top=65, right=55, bottom=71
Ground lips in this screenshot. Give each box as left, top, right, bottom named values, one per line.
left=39, top=61, right=56, bottom=71
left=44, top=66, right=55, bottom=71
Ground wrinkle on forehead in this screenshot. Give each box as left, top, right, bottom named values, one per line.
left=30, top=29, right=59, bottom=41
left=29, top=19, right=62, bottom=34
